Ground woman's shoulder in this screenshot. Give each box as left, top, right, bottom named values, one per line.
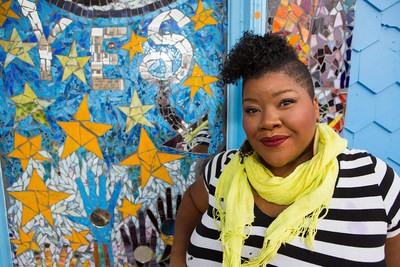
left=205, top=149, right=237, bottom=170
left=337, top=148, right=397, bottom=186
left=210, top=149, right=237, bottom=164
left=338, top=147, right=390, bottom=169
left=203, top=149, right=237, bottom=187
left=337, top=148, right=374, bottom=170
left=337, top=148, right=400, bottom=237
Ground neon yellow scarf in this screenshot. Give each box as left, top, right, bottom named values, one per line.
left=214, top=123, right=347, bottom=266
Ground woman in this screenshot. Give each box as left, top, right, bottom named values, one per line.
left=170, top=32, right=400, bottom=266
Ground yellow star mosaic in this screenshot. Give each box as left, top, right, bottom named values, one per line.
left=191, top=0, right=218, bottom=31
left=0, top=0, right=20, bottom=27
left=8, top=169, right=71, bottom=227
left=56, top=41, right=91, bottom=84
left=64, top=228, right=90, bottom=252
left=182, top=63, right=218, bottom=99
left=10, top=83, right=54, bottom=128
left=0, top=28, right=37, bottom=68
left=10, top=226, right=39, bottom=256
left=121, top=30, right=148, bottom=62
left=57, top=94, right=113, bottom=160
left=7, top=133, right=51, bottom=171
left=118, top=127, right=185, bottom=189
left=117, top=199, right=143, bottom=219
left=118, top=90, right=154, bottom=133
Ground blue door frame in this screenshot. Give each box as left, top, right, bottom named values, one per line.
left=226, top=0, right=267, bottom=150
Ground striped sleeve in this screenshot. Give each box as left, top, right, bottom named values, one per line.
left=374, top=156, right=400, bottom=237
left=188, top=150, right=237, bottom=266
left=203, top=150, right=237, bottom=192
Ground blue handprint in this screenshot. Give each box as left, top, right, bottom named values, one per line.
left=68, top=170, right=121, bottom=244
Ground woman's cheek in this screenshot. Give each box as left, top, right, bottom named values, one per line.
left=243, top=119, right=257, bottom=138
left=242, top=116, right=252, bottom=132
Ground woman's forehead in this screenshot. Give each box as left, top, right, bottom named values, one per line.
left=242, top=71, right=313, bottom=98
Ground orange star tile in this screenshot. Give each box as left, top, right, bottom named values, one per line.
left=182, top=63, right=218, bottom=99
left=117, top=199, right=143, bottom=219
left=118, top=127, right=185, bottom=189
left=191, top=0, right=218, bottom=31
left=64, top=228, right=90, bottom=252
left=121, top=30, right=148, bottom=62
left=0, top=0, right=20, bottom=27
left=10, top=226, right=39, bottom=255
left=8, top=169, right=71, bottom=226
left=56, top=94, right=113, bottom=160
left=7, top=133, right=51, bottom=171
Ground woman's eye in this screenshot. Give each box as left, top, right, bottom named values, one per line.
left=279, top=99, right=296, bottom=107
left=244, top=107, right=259, bottom=114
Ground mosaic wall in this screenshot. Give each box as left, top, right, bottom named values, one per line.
left=0, top=0, right=226, bottom=265
left=268, top=0, right=356, bottom=133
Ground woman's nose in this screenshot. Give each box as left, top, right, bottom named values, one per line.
left=258, top=111, right=282, bottom=131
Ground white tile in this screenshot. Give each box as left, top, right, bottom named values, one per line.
left=91, top=27, right=104, bottom=37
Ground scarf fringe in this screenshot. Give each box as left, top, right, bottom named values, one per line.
left=242, top=204, right=328, bottom=267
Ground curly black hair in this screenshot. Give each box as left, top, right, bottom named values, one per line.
left=219, top=32, right=314, bottom=98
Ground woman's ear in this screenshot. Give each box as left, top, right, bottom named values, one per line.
left=313, top=96, right=320, bottom=122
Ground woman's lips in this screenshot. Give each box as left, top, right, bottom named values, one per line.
left=260, top=135, right=288, bottom=147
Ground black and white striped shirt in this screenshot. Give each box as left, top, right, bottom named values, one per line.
left=187, top=149, right=400, bottom=266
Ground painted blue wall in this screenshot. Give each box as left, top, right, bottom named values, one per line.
left=343, top=0, right=400, bottom=174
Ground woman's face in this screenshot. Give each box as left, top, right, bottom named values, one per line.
left=242, top=71, right=320, bottom=177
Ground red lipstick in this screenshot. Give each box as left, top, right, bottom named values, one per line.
left=260, top=135, right=288, bottom=147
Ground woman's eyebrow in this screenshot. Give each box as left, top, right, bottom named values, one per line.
left=242, top=89, right=300, bottom=103
left=242, top=97, right=260, bottom=104
left=242, top=89, right=299, bottom=102
left=271, top=89, right=298, bottom=97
